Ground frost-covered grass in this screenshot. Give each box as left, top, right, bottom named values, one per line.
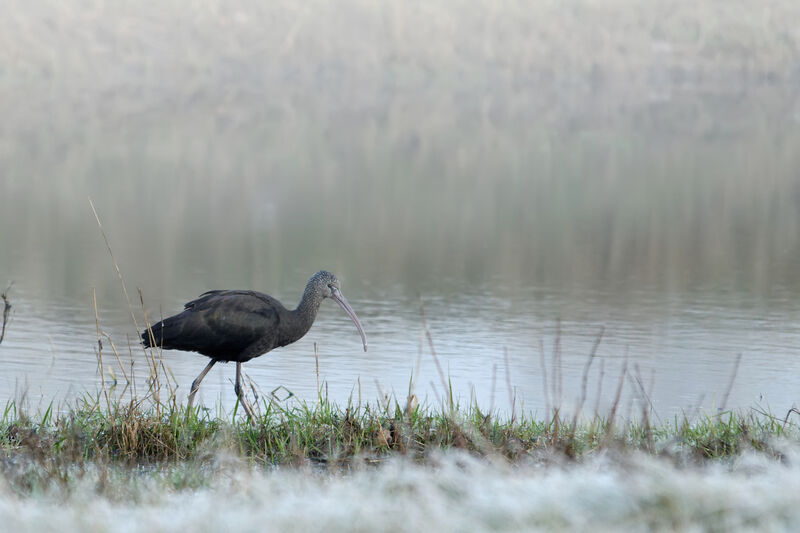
left=2, top=386, right=799, bottom=530
left=2, top=449, right=800, bottom=532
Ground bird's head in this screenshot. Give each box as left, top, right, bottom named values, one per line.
left=310, top=270, right=368, bottom=351
left=312, top=270, right=341, bottom=299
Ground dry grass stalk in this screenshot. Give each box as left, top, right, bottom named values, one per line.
left=503, top=347, right=515, bottom=424
left=593, top=358, right=605, bottom=418
left=630, top=363, right=659, bottom=425
left=720, top=352, right=743, bottom=413
left=89, top=197, right=140, bottom=332
left=629, top=364, right=657, bottom=451
left=552, top=318, right=562, bottom=410
left=538, top=338, right=550, bottom=417
left=606, top=352, right=628, bottom=436
left=90, top=198, right=185, bottom=416
left=489, top=363, right=497, bottom=414
left=419, top=297, right=451, bottom=411
left=573, top=326, right=605, bottom=426
left=314, top=342, right=321, bottom=397
left=92, top=288, right=112, bottom=413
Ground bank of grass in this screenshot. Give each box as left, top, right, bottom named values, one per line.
left=0, top=392, right=795, bottom=473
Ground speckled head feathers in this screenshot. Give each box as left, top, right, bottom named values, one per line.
left=305, top=270, right=340, bottom=299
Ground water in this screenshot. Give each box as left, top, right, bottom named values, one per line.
left=2, top=1, right=800, bottom=420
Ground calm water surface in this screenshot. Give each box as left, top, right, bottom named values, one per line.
left=4, top=271, right=800, bottom=419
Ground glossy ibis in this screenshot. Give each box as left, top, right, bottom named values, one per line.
left=141, top=271, right=367, bottom=422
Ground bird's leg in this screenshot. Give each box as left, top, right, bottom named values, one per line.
left=187, top=359, right=216, bottom=412
left=235, top=362, right=257, bottom=425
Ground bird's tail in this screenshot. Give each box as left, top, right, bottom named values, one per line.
left=140, top=322, right=160, bottom=349
left=141, top=314, right=183, bottom=349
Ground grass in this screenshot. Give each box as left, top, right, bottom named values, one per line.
left=0, top=391, right=796, bottom=476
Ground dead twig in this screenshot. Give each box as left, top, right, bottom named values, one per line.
left=0, top=281, right=13, bottom=344
left=782, top=406, right=800, bottom=430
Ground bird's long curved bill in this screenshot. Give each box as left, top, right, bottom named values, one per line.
left=331, top=290, right=368, bottom=351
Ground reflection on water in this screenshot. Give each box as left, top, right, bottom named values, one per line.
left=1, top=1, right=800, bottom=418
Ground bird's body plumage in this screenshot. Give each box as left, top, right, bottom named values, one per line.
left=143, top=289, right=313, bottom=362
left=140, top=271, right=367, bottom=423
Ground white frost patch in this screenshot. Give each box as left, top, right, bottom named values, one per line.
left=1, top=450, right=799, bottom=532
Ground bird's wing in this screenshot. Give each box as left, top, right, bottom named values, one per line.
left=161, top=291, right=284, bottom=356
left=185, top=290, right=232, bottom=309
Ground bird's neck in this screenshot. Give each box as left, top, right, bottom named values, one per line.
left=292, top=285, right=324, bottom=332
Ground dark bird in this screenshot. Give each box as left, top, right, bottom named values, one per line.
left=141, top=270, right=367, bottom=422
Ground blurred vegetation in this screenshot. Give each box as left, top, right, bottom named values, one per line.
left=1, top=0, right=800, bottom=305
